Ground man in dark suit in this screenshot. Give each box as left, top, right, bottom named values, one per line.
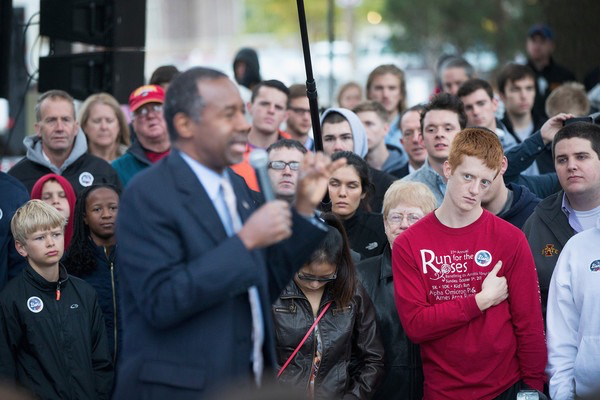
left=114, top=67, right=343, bottom=400
left=0, top=172, right=29, bottom=290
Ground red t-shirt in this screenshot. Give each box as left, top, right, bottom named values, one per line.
left=392, top=210, right=546, bottom=399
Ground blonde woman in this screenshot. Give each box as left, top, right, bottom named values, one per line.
left=78, top=93, right=130, bottom=162
left=356, top=180, right=437, bottom=400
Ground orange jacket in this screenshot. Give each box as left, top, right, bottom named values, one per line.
left=231, top=130, right=291, bottom=191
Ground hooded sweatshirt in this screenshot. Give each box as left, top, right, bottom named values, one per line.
left=30, top=174, right=77, bottom=250
left=320, top=108, right=395, bottom=213
left=24, top=131, right=88, bottom=175
left=233, top=47, right=261, bottom=90
left=546, top=217, right=600, bottom=399
left=320, top=107, right=369, bottom=157
left=8, top=131, right=121, bottom=194
left=497, top=183, right=540, bottom=230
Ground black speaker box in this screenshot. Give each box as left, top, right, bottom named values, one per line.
left=38, top=50, right=145, bottom=103
left=40, top=0, right=146, bottom=48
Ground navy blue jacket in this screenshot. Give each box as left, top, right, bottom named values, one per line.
left=0, top=172, right=29, bottom=290
left=504, top=131, right=561, bottom=199
left=113, top=150, right=327, bottom=399
left=498, top=183, right=541, bottom=229
left=72, top=241, right=121, bottom=363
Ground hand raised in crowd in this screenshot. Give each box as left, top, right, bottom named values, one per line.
left=294, top=151, right=347, bottom=216
left=475, top=260, right=508, bottom=311
left=238, top=200, right=293, bottom=250
left=540, top=113, right=575, bottom=145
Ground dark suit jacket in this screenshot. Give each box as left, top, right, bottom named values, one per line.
left=0, top=173, right=29, bottom=290
left=113, top=150, right=327, bottom=400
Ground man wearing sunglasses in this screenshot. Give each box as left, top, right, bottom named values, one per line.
left=266, top=139, right=307, bottom=204
left=112, top=85, right=171, bottom=186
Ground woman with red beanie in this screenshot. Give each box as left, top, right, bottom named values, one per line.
left=31, top=174, right=76, bottom=249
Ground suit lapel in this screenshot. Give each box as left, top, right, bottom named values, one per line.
left=228, top=168, right=256, bottom=223
left=168, top=151, right=228, bottom=244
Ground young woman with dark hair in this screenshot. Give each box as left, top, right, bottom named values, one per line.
left=272, top=212, right=384, bottom=399
left=63, top=184, right=121, bottom=363
left=326, top=151, right=387, bottom=259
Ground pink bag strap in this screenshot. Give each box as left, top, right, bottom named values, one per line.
left=277, top=301, right=333, bottom=378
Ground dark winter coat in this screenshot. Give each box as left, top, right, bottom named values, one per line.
left=0, top=264, right=113, bottom=399
left=356, top=245, right=424, bottom=400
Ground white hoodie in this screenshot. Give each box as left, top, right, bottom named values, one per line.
left=319, top=107, right=368, bottom=157
left=546, top=217, right=600, bottom=400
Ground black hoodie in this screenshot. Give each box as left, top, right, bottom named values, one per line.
left=233, top=47, right=261, bottom=90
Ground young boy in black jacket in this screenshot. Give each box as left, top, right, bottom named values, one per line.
left=0, top=200, right=113, bottom=400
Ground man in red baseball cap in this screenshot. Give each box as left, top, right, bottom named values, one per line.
left=112, top=84, right=171, bottom=186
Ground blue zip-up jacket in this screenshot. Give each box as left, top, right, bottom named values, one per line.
left=76, top=240, right=121, bottom=363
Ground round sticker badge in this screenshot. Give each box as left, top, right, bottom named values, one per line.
left=27, top=296, right=44, bottom=313
left=475, top=250, right=492, bottom=267
left=79, top=172, right=94, bottom=187
left=590, top=260, right=600, bottom=272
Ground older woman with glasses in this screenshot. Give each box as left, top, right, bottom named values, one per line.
left=356, top=180, right=436, bottom=400
left=272, top=213, right=384, bottom=399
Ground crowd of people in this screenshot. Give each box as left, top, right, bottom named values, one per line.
left=0, top=23, right=599, bottom=400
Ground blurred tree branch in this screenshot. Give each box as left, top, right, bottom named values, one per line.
left=383, top=0, right=543, bottom=68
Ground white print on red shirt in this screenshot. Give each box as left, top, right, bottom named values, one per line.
left=420, top=248, right=492, bottom=302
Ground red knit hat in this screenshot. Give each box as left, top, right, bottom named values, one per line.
left=31, top=174, right=76, bottom=250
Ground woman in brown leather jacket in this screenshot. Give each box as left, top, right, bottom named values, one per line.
left=272, top=213, right=384, bottom=399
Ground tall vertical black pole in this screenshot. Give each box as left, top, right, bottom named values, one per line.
left=327, top=0, right=335, bottom=108
left=296, top=0, right=323, bottom=152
